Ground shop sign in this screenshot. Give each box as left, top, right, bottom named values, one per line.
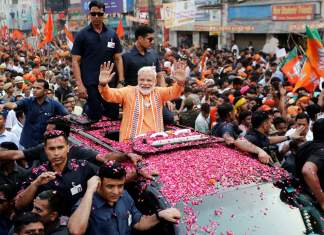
left=288, top=21, right=324, bottom=31
left=272, top=4, right=314, bottom=21
left=125, top=15, right=148, bottom=24
left=194, top=24, right=255, bottom=32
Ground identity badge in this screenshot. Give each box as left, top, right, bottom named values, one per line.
left=128, top=211, right=132, bottom=226
left=107, top=39, right=115, bottom=48
left=70, top=184, right=82, bottom=195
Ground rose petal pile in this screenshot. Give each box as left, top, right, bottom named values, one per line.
left=143, top=144, right=289, bottom=203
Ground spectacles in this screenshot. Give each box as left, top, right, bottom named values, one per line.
left=90, top=12, right=104, bottom=17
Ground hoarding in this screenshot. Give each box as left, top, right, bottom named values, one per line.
left=161, top=0, right=196, bottom=28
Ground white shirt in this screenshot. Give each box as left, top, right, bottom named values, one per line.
left=11, top=121, right=23, bottom=149
left=195, top=113, right=210, bottom=134
left=5, top=110, right=18, bottom=130
left=0, top=130, right=19, bottom=148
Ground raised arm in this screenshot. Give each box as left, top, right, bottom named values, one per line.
left=98, top=61, right=126, bottom=104
left=15, top=171, right=56, bottom=209
left=158, top=61, right=186, bottom=102
left=68, top=176, right=100, bottom=235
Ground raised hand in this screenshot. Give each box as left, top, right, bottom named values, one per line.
left=99, top=61, right=115, bottom=86
left=34, top=171, right=56, bottom=186
left=173, top=61, right=187, bottom=85
left=87, top=176, right=101, bottom=193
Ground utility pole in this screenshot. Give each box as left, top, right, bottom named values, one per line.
left=148, top=0, right=159, bottom=50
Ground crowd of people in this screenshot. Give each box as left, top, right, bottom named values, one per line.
left=0, top=0, right=323, bottom=234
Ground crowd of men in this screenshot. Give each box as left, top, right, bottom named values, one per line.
left=0, top=0, right=323, bottom=234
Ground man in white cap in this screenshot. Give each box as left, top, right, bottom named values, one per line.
left=14, top=76, right=24, bottom=97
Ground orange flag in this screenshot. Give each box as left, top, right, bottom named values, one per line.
left=38, top=11, right=53, bottom=48
left=293, top=59, right=320, bottom=93
left=116, top=20, right=124, bottom=39
left=32, top=24, right=40, bottom=37
left=11, top=29, right=24, bottom=40
left=305, top=26, right=324, bottom=77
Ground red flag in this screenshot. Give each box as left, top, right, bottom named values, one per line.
left=38, top=11, right=53, bottom=48
left=116, top=20, right=124, bottom=39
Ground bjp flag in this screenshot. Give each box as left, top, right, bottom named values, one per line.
left=281, top=47, right=304, bottom=85
left=305, top=26, right=324, bottom=77
left=293, top=59, right=320, bottom=93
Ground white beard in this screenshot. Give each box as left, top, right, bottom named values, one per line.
left=138, top=86, right=154, bottom=96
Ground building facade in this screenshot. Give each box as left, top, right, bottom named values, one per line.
left=163, top=0, right=324, bottom=50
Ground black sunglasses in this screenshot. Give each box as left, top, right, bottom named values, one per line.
left=90, top=12, right=104, bottom=17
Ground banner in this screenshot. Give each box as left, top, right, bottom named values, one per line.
left=161, top=0, right=196, bottom=28
left=272, top=4, right=314, bottom=21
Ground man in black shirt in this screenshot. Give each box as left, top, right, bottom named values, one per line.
left=245, top=110, right=303, bottom=161
left=54, top=75, right=73, bottom=103
left=0, top=142, right=27, bottom=189
left=211, top=103, right=272, bottom=164
left=296, top=119, right=324, bottom=211
left=72, top=1, right=124, bottom=121
left=122, top=25, right=164, bottom=87
left=16, top=130, right=96, bottom=215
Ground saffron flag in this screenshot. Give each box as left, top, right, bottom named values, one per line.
left=200, top=50, right=208, bottom=80
left=305, top=26, right=324, bottom=77
left=38, top=11, right=53, bottom=48
left=32, top=24, right=40, bottom=37
left=11, top=29, right=24, bottom=40
left=64, top=24, right=74, bottom=50
left=116, top=20, right=124, bottom=39
left=281, top=47, right=304, bottom=85
left=293, top=59, right=320, bottom=93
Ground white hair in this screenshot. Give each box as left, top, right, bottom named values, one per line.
left=137, top=66, right=157, bottom=79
